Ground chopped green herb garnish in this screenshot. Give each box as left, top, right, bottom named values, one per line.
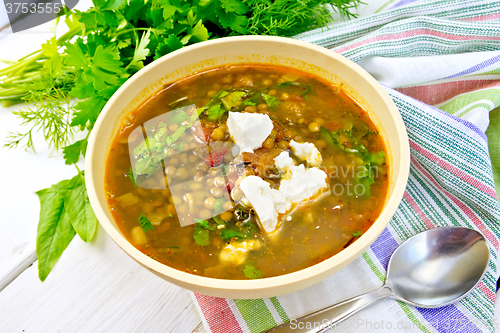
left=213, top=216, right=225, bottom=225
left=169, top=213, right=173, bottom=218
left=206, top=103, right=224, bottom=121
left=220, top=220, right=255, bottom=239
left=127, top=168, right=137, bottom=186
left=321, top=127, right=385, bottom=197
left=274, top=81, right=311, bottom=96
left=139, top=214, right=154, bottom=232
left=370, top=151, right=386, bottom=165
left=243, top=265, right=262, bottom=279
left=195, top=219, right=216, bottom=230
left=168, top=96, right=188, bottom=107
left=262, top=93, right=279, bottom=108
left=242, top=99, right=257, bottom=106
left=352, top=231, right=363, bottom=237
left=220, top=229, right=246, bottom=240
left=221, top=91, right=247, bottom=110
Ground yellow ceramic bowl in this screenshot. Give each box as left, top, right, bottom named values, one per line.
left=86, top=36, right=410, bottom=299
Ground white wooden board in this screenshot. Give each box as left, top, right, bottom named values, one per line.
left=0, top=226, right=202, bottom=332
left=0, top=0, right=92, bottom=290
left=0, top=1, right=499, bottom=332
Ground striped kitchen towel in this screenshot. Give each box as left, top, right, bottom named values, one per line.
left=190, top=0, right=500, bottom=332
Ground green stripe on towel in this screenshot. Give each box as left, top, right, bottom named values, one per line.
left=234, top=299, right=276, bottom=333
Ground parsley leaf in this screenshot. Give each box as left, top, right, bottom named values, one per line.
left=70, top=76, right=95, bottom=99
left=275, top=81, right=311, bottom=96
left=71, top=94, right=107, bottom=129
left=215, top=6, right=248, bottom=34
left=154, top=34, right=184, bottom=60
left=321, top=127, right=385, bottom=197
left=64, top=41, right=89, bottom=69
left=126, top=30, right=152, bottom=71
left=191, top=20, right=209, bottom=42
left=62, top=138, right=88, bottom=165
left=220, top=0, right=249, bottom=14
left=89, top=45, right=126, bottom=91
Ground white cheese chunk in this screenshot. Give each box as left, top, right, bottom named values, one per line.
left=220, top=240, right=261, bottom=265
left=271, top=188, right=288, bottom=214
left=279, top=165, right=328, bottom=207
left=227, top=112, right=274, bottom=153
left=239, top=176, right=286, bottom=233
left=274, top=151, right=295, bottom=171
left=290, top=140, right=323, bottom=166
left=239, top=142, right=327, bottom=234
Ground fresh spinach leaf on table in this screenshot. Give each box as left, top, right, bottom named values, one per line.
left=36, top=170, right=97, bottom=281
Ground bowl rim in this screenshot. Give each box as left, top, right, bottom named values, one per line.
left=86, top=35, right=410, bottom=296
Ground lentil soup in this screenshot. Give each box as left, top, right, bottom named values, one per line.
left=104, top=64, right=389, bottom=280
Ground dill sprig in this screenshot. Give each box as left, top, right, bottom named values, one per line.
left=4, top=71, right=75, bottom=152
left=5, top=99, right=74, bottom=153
left=244, top=0, right=364, bottom=36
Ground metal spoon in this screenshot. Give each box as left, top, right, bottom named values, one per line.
left=266, top=226, right=490, bottom=333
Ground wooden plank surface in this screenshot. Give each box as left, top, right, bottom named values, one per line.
left=0, top=0, right=93, bottom=291
left=0, top=226, right=202, bottom=332
left=0, top=2, right=499, bottom=332
left=0, top=103, right=85, bottom=290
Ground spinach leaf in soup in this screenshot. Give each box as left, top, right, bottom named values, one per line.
left=139, top=214, right=154, bottom=232
left=194, top=223, right=212, bottom=246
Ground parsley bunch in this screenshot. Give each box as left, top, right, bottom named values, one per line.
left=0, top=0, right=362, bottom=281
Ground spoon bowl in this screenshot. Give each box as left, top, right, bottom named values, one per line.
left=388, top=226, right=490, bottom=308
left=268, top=227, right=490, bottom=333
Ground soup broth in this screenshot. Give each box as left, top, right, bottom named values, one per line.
left=104, top=64, right=389, bottom=279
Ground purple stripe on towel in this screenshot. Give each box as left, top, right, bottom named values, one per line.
left=370, top=228, right=399, bottom=270
left=443, top=54, right=500, bottom=79
left=417, top=305, right=482, bottom=333
left=389, top=0, right=423, bottom=9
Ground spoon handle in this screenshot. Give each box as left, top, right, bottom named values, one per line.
left=265, top=285, right=393, bottom=333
